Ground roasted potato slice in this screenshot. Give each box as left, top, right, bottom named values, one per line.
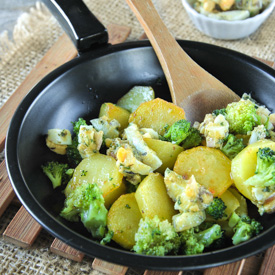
left=174, top=146, right=232, bottom=196
left=107, top=193, right=142, bottom=249
left=129, top=98, right=185, bottom=135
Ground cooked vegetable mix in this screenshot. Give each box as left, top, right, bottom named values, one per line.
left=42, top=86, right=275, bottom=256
left=193, top=0, right=271, bottom=21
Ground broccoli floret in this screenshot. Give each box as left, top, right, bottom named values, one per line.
left=60, top=182, right=108, bottom=239
left=212, top=108, right=226, bottom=116
left=229, top=212, right=263, bottom=245
left=205, top=197, right=227, bottom=220
left=41, top=161, right=71, bottom=189
left=225, top=99, right=261, bottom=135
left=163, top=119, right=202, bottom=148
left=244, top=147, right=275, bottom=188
left=221, top=134, right=245, bottom=160
left=72, top=117, right=87, bottom=135
left=66, top=117, right=87, bottom=167
left=66, top=136, right=82, bottom=167
left=181, top=127, right=202, bottom=149
left=133, top=216, right=181, bottom=256
left=100, top=230, right=114, bottom=245
left=180, top=224, right=223, bottom=255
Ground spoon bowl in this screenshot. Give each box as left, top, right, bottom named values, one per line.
left=126, top=0, right=240, bottom=122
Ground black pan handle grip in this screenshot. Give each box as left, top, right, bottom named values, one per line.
left=42, top=0, right=109, bottom=53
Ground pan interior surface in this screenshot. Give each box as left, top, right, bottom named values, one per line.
left=6, top=41, right=275, bottom=270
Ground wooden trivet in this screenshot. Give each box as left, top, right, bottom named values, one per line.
left=1, top=24, right=275, bottom=274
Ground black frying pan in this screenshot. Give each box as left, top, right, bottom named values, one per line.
left=5, top=0, right=275, bottom=271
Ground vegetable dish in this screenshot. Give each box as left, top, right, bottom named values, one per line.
left=41, top=86, right=275, bottom=256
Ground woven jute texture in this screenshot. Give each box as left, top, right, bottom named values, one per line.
left=0, top=0, right=275, bottom=274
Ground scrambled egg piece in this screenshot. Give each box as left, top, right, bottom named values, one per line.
left=107, top=123, right=162, bottom=185
left=196, top=114, right=229, bottom=149
left=46, top=129, right=72, bottom=155
left=90, top=116, right=120, bottom=139
left=107, top=138, right=152, bottom=185
left=164, top=168, right=213, bottom=231
left=124, top=123, right=162, bottom=171
left=77, top=125, right=103, bottom=158
left=248, top=125, right=269, bottom=145
left=139, top=128, right=159, bottom=139
left=251, top=187, right=275, bottom=215
left=46, top=139, right=67, bottom=155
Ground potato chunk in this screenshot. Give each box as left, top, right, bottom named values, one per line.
left=99, top=102, right=130, bottom=130
left=174, top=146, right=232, bottom=196
left=231, top=139, right=275, bottom=200
left=144, top=138, right=183, bottom=174
left=65, top=154, right=125, bottom=208
left=107, top=193, right=142, bottom=249
left=135, top=173, right=177, bottom=222
left=219, top=189, right=240, bottom=220
left=129, top=98, right=185, bottom=135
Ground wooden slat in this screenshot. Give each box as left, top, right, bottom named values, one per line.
left=92, top=258, right=128, bottom=275
left=204, top=260, right=244, bottom=275
left=254, top=57, right=275, bottom=68
left=0, top=160, right=16, bottom=217
left=258, top=246, right=275, bottom=275
left=107, top=23, right=131, bottom=45
left=3, top=206, right=42, bottom=248
left=144, top=271, right=182, bottom=275
left=50, top=239, right=85, bottom=262
left=241, top=254, right=264, bottom=275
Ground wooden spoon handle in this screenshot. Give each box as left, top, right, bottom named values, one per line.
left=126, top=0, right=239, bottom=122
left=126, top=0, right=192, bottom=105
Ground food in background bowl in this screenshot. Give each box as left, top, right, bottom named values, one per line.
left=181, top=0, right=275, bottom=39
left=194, top=0, right=271, bottom=20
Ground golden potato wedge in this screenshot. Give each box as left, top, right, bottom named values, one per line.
left=107, top=193, right=142, bottom=249
left=231, top=139, right=275, bottom=200
left=174, top=146, right=232, bottom=197
left=135, top=173, right=177, bottom=222
left=219, top=189, right=240, bottom=220
left=65, top=153, right=125, bottom=208
left=99, top=102, right=130, bottom=130
left=143, top=138, right=183, bottom=174
left=129, top=98, right=185, bottom=135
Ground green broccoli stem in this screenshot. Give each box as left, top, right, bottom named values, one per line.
left=41, top=161, right=70, bottom=189
left=181, top=223, right=223, bottom=255
left=80, top=201, right=108, bottom=239
left=229, top=212, right=263, bottom=245
left=232, top=221, right=254, bottom=245
left=60, top=182, right=108, bottom=240
left=196, top=224, right=223, bottom=247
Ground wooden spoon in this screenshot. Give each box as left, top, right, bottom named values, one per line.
left=126, top=0, right=240, bottom=123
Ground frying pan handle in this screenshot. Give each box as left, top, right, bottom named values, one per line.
left=42, top=0, right=109, bottom=53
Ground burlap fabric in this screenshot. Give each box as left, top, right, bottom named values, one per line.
left=0, top=0, right=274, bottom=274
